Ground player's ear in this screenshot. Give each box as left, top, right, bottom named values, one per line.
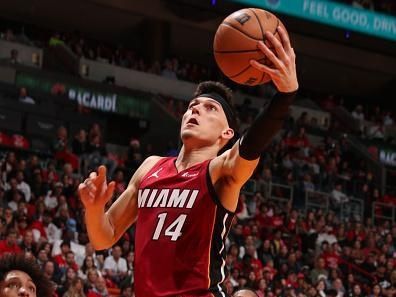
left=222, top=128, right=234, bottom=140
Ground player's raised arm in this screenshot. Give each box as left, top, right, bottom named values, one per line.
left=212, top=25, right=298, bottom=211
left=79, top=156, right=161, bottom=250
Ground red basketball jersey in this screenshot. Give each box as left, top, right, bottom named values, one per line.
left=135, top=157, right=234, bottom=297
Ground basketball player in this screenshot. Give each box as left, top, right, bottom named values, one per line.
left=0, top=254, right=53, bottom=297
left=79, top=26, right=297, bottom=297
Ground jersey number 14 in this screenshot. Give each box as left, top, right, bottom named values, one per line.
left=152, top=213, right=187, bottom=241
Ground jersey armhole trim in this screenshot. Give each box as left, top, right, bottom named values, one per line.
left=205, top=162, right=235, bottom=216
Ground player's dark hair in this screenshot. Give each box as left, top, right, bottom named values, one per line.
left=0, top=254, right=53, bottom=297
left=193, top=81, right=234, bottom=109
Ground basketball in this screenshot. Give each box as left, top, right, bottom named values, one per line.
left=214, top=8, right=288, bottom=86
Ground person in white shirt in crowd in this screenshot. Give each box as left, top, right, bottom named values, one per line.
left=316, top=226, right=338, bottom=254
left=18, top=87, right=36, bottom=104
left=368, top=119, right=384, bottom=140
left=330, top=183, right=349, bottom=211
left=44, top=182, right=63, bottom=210
left=383, top=111, right=394, bottom=126
left=103, top=245, right=127, bottom=284
left=15, top=170, right=31, bottom=203
left=351, top=105, right=365, bottom=133
left=42, top=210, right=62, bottom=243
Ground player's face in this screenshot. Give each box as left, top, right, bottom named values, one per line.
left=0, top=270, right=37, bottom=297
left=181, top=97, right=233, bottom=147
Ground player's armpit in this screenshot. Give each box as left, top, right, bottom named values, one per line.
left=209, top=143, right=258, bottom=212
left=213, top=141, right=259, bottom=186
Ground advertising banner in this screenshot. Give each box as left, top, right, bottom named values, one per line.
left=15, top=72, right=150, bottom=118
left=232, top=0, right=396, bottom=41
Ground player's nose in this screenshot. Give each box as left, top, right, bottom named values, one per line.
left=191, top=104, right=200, bottom=115
left=18, top=286, right=30, bottom=297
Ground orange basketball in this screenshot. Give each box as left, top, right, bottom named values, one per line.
left=214, top=8, right=288, bottom=86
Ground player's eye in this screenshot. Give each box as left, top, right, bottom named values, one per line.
left=7, top=282, right=19, bottom=289
left=206, top=104, right=217, bottom=111
left=29, top=286, right=36, bottom=293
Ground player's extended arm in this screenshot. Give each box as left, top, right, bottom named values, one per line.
left=79, top=156, right=160, bottom=250
left=212, top=26, right=298, bottom=211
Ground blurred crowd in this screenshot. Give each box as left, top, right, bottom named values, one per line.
left=1, top=9, right=396, bottom=297
left=0, top=92, right=395, bottom=296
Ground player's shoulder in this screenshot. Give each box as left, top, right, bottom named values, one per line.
left=137, top=155, right=165, bottom=175
left=129, top=155, right=165, bottom=186
left=142, top=155, right=164, bottom=167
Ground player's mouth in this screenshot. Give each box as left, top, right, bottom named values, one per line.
left=186, top=118, right=199, bottom=126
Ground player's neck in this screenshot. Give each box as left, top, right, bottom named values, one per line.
left=176, top=145, right=218, bottom=171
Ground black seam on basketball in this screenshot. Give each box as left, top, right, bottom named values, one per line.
left=221, top=22, right=261, bottom=41
left=249, top=8, right=265, bottom=41
left=214, top=49, right=259, bottom=54
left=229, top=64, right=251, bottom=79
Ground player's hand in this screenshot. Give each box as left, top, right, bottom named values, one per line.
left=78, top=165, right=115, bottom=211
left=250, top=25, right=298, bottom=93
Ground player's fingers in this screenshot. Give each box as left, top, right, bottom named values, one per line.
left=249, top=60, right=277, bottom=76
left=264, top=31, right=289, bottom=67
left=78, top=183, right=95, bottom=203
left=84, top=178, right=97, bottom=192
left=89, top=172, right=97, bottom=179
left=277, top=26, right=293, bottom=55
left=103, top=181, right=116, bottom=202
left=256, top=41, right=283, bottom=70
left=97, top=165, right=107, bottom=182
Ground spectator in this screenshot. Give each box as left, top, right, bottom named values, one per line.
left=19, top=229, right=36, bottom=254
left=120, top=285, right=134, bottom=297
left=351, top=105, right=365, bottom=133
left=84, top=269, right=99, bottom=293
left=368, top=120, right=384, bottom=140
left=0, top=254, right=53, bottom=297
left=332, top=277, right=346, bottom=297
left=18, top=87, right=35, bottom=104
left=103, top=245, right=127, bottom=285
left=86, top=276, right=109, bottom=297
left=310, top=257, right=329, bottom=284
left=86, top=135, right=116, bottom=179
left=44, top=182, right=62, bottom=210
left=78, top=255, right=97, bottom=280
left=53, top=240, right=72, bottom=274
left=0, top=48, right=21, bottom=64
left=42, top=210, right=62, bottom=243
left=161, top=59, right=177, bottom=80
left=42, top=260, right=61, bottom=284
left=330, top=183, right=349, bottom=211
left=15, top=170, right=31, bottom=202
left=63, top=277, right=86, bottom=297
left=0, top=228, right=22, bottom=256
left=72, top=129, right=89, bottom=156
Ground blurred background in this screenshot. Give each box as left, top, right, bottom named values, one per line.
left=0, top=0, right=395, bottom=296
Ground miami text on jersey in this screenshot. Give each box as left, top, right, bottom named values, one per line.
left=138, top=188, right=200, bottom=208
